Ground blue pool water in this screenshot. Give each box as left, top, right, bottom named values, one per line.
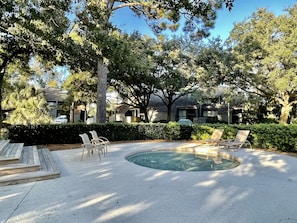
left=125, top=150, right=240, bottom=171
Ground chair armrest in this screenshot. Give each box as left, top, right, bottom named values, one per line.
left=99, top=136, right=110, bottom=142
left=91, top=138, right=104, bottom=144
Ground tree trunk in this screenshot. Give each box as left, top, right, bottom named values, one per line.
left=279, top=104, right=292, bottom=124
left=96, top=59, right=107, bottom=123
left=279, top=94, right=292, bottom=124
left=69, top=102, right=74, bottom=123
left=0, top=72, right=4, bottom=130
left=167, top=104, right=172, bottom=122
left=144, top=109, right=149, bottom=123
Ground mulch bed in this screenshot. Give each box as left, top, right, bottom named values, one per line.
left=37, top=144, right=81, bottom=151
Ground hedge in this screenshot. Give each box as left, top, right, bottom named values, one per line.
left=7, top=123, right=297, bottom=153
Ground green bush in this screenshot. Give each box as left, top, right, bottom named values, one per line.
left=191, top=124, right=242, bottom=141
left=251, top=124, right=297, bottom=152
left=191, top=125, right=214, bottom=140
left=164, top=122, right=180, bottom=140
left=6, top=123, right=297, bottom=153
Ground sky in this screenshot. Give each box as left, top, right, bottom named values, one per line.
left=110, top=0, right=297, bottom=40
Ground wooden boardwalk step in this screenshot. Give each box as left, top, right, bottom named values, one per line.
left=0, top=143, right=24, bottom=165
left=0, top=146, right=40, bottom=176
left=38, top=148, right=60, bottom=173
left=0, top=140, right=10, bottom=151
left=0, top=170, right=60, bottom=187
left=0, top=148, right=61, bottom=187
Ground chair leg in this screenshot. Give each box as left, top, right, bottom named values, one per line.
left=81, top=148, right=85, bottom=161
left=103, top=146, right=106, bottom=156
left=97, top=148, right=101, bottom=161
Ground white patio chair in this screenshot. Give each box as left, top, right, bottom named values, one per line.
left=79, top=133, right=105, bottom=161
left=89, top=130, right=110, bottom=154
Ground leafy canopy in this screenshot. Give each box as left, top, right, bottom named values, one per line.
left=227, top=4, right=297, bottom=123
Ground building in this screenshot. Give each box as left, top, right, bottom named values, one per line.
left=41, top=88, right=68, bottom=118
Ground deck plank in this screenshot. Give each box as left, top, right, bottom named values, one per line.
left=0, top=146, right=60, bottom=186
left=0, top=171, right=60, bottom=186
left=0, top=140, right=10, bottom=152
left=0, top=143, right=24, bottom=165
left=0, top=146, right=40, bottom=176
left=38, top=149, right=60, bottom=173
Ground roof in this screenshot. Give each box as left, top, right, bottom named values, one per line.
left=41, top=88, right=68, bottom=102
left=148, top=94, right=197, bottom=112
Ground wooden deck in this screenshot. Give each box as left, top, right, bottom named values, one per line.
left=0, top=141, right=61, bottom=186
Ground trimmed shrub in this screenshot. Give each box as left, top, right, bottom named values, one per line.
left=6, top=123, right=297, bottom=153
left=164, top=122, right=180, bottom=140
left=251, top=124, right=297, bottom=152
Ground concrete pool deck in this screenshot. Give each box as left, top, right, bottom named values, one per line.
left=1, top=141, right=297, bottom=223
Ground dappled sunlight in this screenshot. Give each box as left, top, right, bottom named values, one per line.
left=0, top=192, right=21, bottom=202
left=96, top=172, right=113, bottom=179
left=9, top=210, right=41, bottom=223
left=97, top=201, right=153, bottom=222
left=200, top=186, right=253, bottom=213
left=108, top=146, right=123, bottom=152
left=260, top=158, right=287, bottom=172
left=145, top=170, right=172, bottom=181
left=74, top=193, right=116, bottom=210
left=255, top=152, right=289, bottom=173
left=3, top=142, right=297, bottom=223
left=238, top=163, right=257, bottom=177
left=80, top=167, right=111, bottom=178
left=196, top=179, right=218, bottom=187
left=169, top=174, right=182, bottom=181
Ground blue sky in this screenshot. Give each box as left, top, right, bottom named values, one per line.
left=111, top=0, right=297, bottom=40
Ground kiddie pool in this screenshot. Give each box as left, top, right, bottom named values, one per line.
left=125, top=148, right=240, bottom=171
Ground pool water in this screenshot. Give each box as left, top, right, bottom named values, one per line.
left=125, top=150, right=240, bottom=171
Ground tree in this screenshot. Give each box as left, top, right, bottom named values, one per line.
left=109, top=32, right=157, bottom=122
left=30, top=58, right=68, bottom=89
left=154, top=37, right=198, bottom=121
left=0, top=1, right=71, bottom=128
left=63, top=71, right=98, bottom=122
left=193, top=37, right=230, bottom=87
left=226, top=5, right=297, bottom=124
left=73, top=0, right=235, bottom=123
left=3, top=83, right=52, bottom=125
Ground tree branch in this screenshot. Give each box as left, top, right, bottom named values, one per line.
left=111, top=2, right=145, bottom=11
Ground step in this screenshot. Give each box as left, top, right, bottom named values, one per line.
left=0, top=143, right=24, bottom=165
left=0, top=170, right=60, bottom=187
left=0, top=140, right=10, bottom=151
left=0, top=146, right=40, bottom=176
left=38, top=148, right=60, bottom=173
left=0, top=148, right=61, bottom=187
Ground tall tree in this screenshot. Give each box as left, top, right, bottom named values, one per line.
left=63, top=70, right=98, bottom=122
left=73, top=0, right=234, bottom=123
left=193, top=37, right=230, bottom=87
left=109, top=32, right=157, bottom=122
left=154, top=37, right=198, bottom=122
left=3, top=86, right=52, bottom=125
left=30, top=58, right=68, bottom=89
left=0, top=0, right=71, bottom=128
left=226, top=5, right=297, bottom=124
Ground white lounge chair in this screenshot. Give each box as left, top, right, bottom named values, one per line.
left=219, top=130, right=252, bottom=151
left=196, top=129, right=224, bottom=146
left=89, top=130, right=110, bottom=154
left=79, top=133, right=105, bottom=161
